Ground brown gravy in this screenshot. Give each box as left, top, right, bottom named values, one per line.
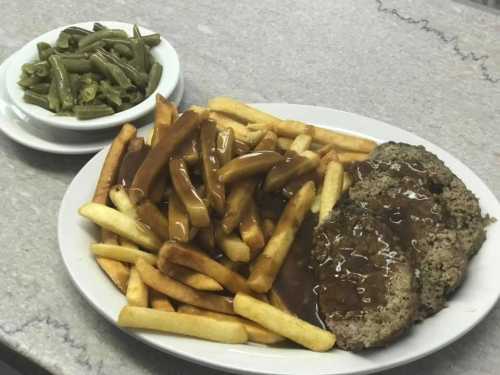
left=273, top=213, right=326, bottom=328
left=117, top=145, right=150, bottom=187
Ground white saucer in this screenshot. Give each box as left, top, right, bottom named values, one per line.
left=0, top=55, right=184, bottom=154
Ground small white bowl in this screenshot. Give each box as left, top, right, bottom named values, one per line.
left=5, top=21, right=180, bottom=131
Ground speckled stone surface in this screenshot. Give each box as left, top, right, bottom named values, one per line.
left=0, top=1, right=499, bottom=374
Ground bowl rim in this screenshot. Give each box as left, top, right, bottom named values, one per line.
left=5, top=20, right=180, bottom=131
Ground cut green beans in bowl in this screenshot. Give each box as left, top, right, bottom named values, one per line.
left=5, top=21, right=180, bottom=131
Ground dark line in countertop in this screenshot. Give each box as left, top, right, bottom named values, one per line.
left=0, top=314, right=101, bottom=373
left=375, top=0, right=499, bottom=83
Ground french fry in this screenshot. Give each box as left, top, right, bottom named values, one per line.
left=233, top=138, right=251, bottom=155
left=168, top=191, right=190, bottom=242
left=281, top=171, right=316, bottom=198
left=289, top=134, right=312, bottom=153
left=200, top=119, right=225, bottom=215
left=319, top=161, right=344, bottom=224
left=310, top=190, right=322, bottom=214
left=219, top=257, right=246, bottom=273
left=158, top=242, right=252, bottom=294
left=177, top=137, right=200, bottom=166
left=196, top=222, right=216, bottom=251
left=150, top=289, right=175, bottom=312
left=262, top=218, right=275, bottom=241
left=247, top=122, right=271, bottom=132
left=178, top=305, right=284, bottom=344
left=276, top=137, right=292, bottom=151
left=209, top=111, right=264, bottom=146
left=217, top=151, right=284, bottom=184
left=151, top=94, right=177, bottom=147
left=109, top=184, right=138, bottom=219
left=239, top=200, right=265, bottom=257
left=96, top=257, right=130, bottom=293
left=116, top=137, right=147, bottom=188
left=135, top=259, right=234, bottom=314
left=160, top=261, right=223, bottom=292
left=315, top=143, right=335, bottom=157
left=233, top=293, right=335, bottom=351
left=342, top=172, right=352, bottom=192
left=216, top=128, right=234, bottom=166
left=317, top=149, right=339, bottom=178
left=126, top=266, right=149, bottom=307
left=268, top=289, right=292, bottom=313
left=79, top=203, right=162, bottom=251
left=120, top=238, right=139, bottom=249
left=118, top=306, right=247, bottom=344
left=90, top=243, right=157, bottom=265
left=131, top=110, right=203, bottom=201
left=264, top=150, right=320, bottom=192
left=215, top=224, right=251, bottom=262
left=135, top=199, right=170, bottom=241
left=272, top=120, right=376, bottom=153
left=93, top=124, right=137, bottom=205
left=248, top=181, right=315, bottom=293
left=220, top=131, right=279, bottom=234
left=93, top=124, right=137, bottom=252
left=169, top=158, right=210, bottom=227
left=254, top=131, right=278, bottom=151
left=221, top=179, right=256, bottom=234
left=208, top=97, right=280, bottom=124
left=337, top=152, right=370, bottom=164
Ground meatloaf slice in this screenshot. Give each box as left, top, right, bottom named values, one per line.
left=349, top=142, right=485, bottom=318
left=312, top=202, right=417, bottom=350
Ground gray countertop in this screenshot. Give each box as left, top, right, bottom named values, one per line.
left=1, top=1, right=499, bottom=374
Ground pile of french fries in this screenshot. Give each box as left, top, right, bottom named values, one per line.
left=79, top=96, right=376, bottom=352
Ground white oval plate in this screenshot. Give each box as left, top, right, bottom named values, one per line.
left=0, top=55, right=184, bottom=154
left=6, top=21, right=180, bottom=131
left=58, top=103, right=500, bottom=375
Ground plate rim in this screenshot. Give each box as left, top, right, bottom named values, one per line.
left=57, top=103, right=500, bottom=375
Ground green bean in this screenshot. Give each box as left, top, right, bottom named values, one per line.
left=61, top=58, right=92, bottom=73
left=48, top=55, right=74, bottom=110
left=144, top=44, right=152, bottom=73
left=117, top=102, right=134, bottom=111
left=63, top=26, right=91, bottom=36
left=99, top=81, right=122, bottom=107
left=145, top=62, right=162, bottom=97
left=74, top=104, right=114, bottom=119
left=141, top=33, right=161, bottom=47
left=125, top=90, right=144, bottom=105
left=48, top=76, right=61, bottom=112
left=102, top=38, right=131, bottom=46
left=79, top=81, right=98, bottom=103
left=80, top=72, right=102, bottom=84
left=18, top=75, right=42, bottom=88
left=77, top=40, right=106, bottom=54
left=36, top=61, right=50, bottom=77
left=111, top=43, right=133, bottom=58
left=56, top=32, right=71, bottom=50
left=37, top=42, right=51, bottom=60
left=96, top=48, right=148, bottom=88
left=107, top=62, right=134, bottom=90
left=69, top=74, right=81, bottom=98
left=29, top=82, right=50, bottom=94
left=39, top=47, right=55, bottom=61
left=78, top=29, right=128, bottom=48
left=23, top=90, right=50, bottom=110
left=89, top=53, right=112, bottom=80
left=129, top=36, right=146, bottom=72
left=93, top=22, right=107, bottom=32
left=56, top=52, right=89, bottom=60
